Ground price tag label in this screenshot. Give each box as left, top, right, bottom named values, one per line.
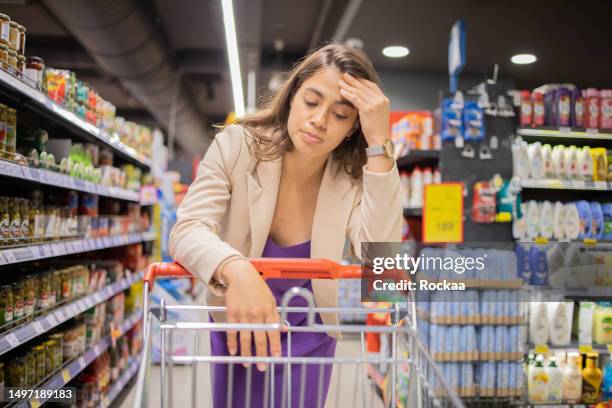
left=559, top=126, right=571, bottom=134
left=0, top=253, right=6, bottom=265
left=53, top=310, right=64, bottom=322
left=586, top=128, right=599, bottom=135
left=579, top=344, right=593, bottom=354
left=72, top=240, right=83, bottom=252
left=103, top=237, right=111, bottom=247
left=534, top=344, right=549, bottom=354
left=94, top=293, right=103, bottom=303
left=51, top=244, right=62, bottom=256
left=113, top=236, right=122, bottom=246
left=78, top=356, right=87, bottom=369
left=3, top=251, right=16, bottom=263
left=85, top=297, right=94, bottom=308
left=58, top=242, right=67, bottom=252
left=31, top=399, right=41, bottom=408
left=423, top=183, right=464, bottom=243
left=62, top=369, right=71, bottom=383
left=41, top=244, right=53, bottom=257
left=32, top=320, right=44, bottom=334
left=64, top=241, right=74, bottom=253
left=572, top=180, right=586, bottom=189
left=94, top=344, right=101, bottom=355
left=5, top=333, right=19, bottom=348
left=594, top=181, right=607, bottom=189
left=38, top=170, right=47, bottom=182
left=46, top=314, right=57, bottom=327
left=607, top=344, right=612, bottom=354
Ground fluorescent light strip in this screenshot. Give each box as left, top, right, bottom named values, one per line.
left=221, top=0, right=245, bottom=117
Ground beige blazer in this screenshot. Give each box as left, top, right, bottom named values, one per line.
left=168, top=124, right=402, bottom=329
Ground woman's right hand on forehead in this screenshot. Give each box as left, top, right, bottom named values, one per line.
left=220, top=259, right=282, bottom=371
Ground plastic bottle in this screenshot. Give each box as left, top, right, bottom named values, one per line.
left=600, top=89, right=612, bottom=129
left=603, top=203, right=612, bottom=241
left=528, top=354, right=549, bottom=403
left=520, top=90, right=532, bottom=126
left=563, top=353, right=583, bottom=403
left=555, top=87, right=572, bottom=127
left=532, top=92, right=546, bottom=127
left=409, top=167, right=423, bottom=208
left=584, top=88, right=601, bottom=129
left=582, top=353, right=603, bottom=404
left=547, top=358, right=563, bottom=403
left=573, top=91, right=585, bottom=128
left=602, top=356, right=612, bottom=400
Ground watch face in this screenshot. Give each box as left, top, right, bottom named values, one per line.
left=384, top=139, right=395, bottom=158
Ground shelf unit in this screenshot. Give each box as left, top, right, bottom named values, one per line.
left=520, top=178, right=612, bottom=191
left=0, top=69, right=151, bottom=168
left=0, top=271, right=143, bottom=356
left=102, top=354, right=142, bottom=408
left=12, top=310, right=143, bottom=408
left=0, top=230, right=156, bottom=266
left=517, top=127, right=612, bottom=141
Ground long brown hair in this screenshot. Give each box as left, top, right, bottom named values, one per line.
left=230, top=43, right=380, bottom=180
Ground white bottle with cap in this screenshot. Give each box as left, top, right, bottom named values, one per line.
left=541, top=144, right=553, bottom=178
left=551, top=145, right=567, bottom=179
left=526, top=201, right=541, bottom=239
left=564, top=203, right=580, bottom=240
left=564, top=146, right=578, bottom=179
left=577, top=146, right=594, bottom=180
left=539, top=201, right=554, bottom=239
left=528, top=142, right=545, bottom=179
left=553, top=201, right=566, bottom=240
left=409, top=167, right=423, bottom=208
left=513, top=140, right=531, bottom=179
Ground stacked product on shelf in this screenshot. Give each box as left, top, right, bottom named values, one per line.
left=400, top=167, right=441, bottom=209
left=513, top=200, right=611, bottom=241
left=416, top=247, right=525, bottom=399
left=0, top=11, right=153, bottom=161
left=391, top=111, right=439, bottom=154
left=512, top=139, right=609, bottom=182
left=519, top=84, right=612, bottom=130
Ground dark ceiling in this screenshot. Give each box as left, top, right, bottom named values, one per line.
left=1, top=0, right=610, bottom=151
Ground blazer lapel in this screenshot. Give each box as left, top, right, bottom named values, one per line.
left=246, top=158, right=282, bottom=257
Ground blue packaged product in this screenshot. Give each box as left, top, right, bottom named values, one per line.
left=603, top=203, right=612, bottom=240
left=441, top=97, right=463, bottom=142
left=529, top=246, right=549, bottom=286
left=429, top=324, right=437, bottom=353
left=509, top=326, right=519, bottom=353
left=576, top=200, right=592, bottom=239
left=463, top=100, right=485, bottom=141
left=494, top=326, right=506, bottom=354
left=590, top=201, right=604, bottom=240
left=515, top=244, right=532, bottom=283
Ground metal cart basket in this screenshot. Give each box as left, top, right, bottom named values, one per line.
left=133, top=259, right=465, bottom=408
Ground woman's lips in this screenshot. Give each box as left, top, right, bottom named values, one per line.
left=302, top=131, right=324, bottom=144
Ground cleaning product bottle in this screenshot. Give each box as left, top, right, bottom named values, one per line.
left=520, top=90, right=532, bottom=127
left=600, top=89, right=612, bottom=129
left=564, top=352, right=583, bottom=403
left=547, top=357, right=563, bottom=403
left=528, top=354, right=549, bottom=403
left=582, top=353, right=603, bottom=404
left=603, top=203, right=612, bottom=241
left=584, top=88, right=601, bottom=129
left=573, top=89, right=585, bottom=128
left=602, top=356, right=612, bottom=400
left=593, top=302, right=612, bottom=345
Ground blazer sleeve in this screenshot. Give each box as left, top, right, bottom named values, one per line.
left=346, top=163, right=403, bottom=258
left=168, top=126, right=244, bottom=294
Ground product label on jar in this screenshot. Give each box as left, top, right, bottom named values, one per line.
left=63, top=339, right=79, bottom=359
left=559, top=97, right=571, bottom=125
left=44, top=214, right=56, bottom=239
left=39, top=292, right=48, bottom=309
left=9, top=218, right=21, bottom=241
left=34, top=214, right=45, bottom=239
left=20, top=218, right=28, bottom=241
left=14, top=299, right=23, bottom=319
left=2, top=304, right=12, bottom=322
left=5, top=125, right=15, bottom=150
left=0, top=123, right=5, bottom=147
left=0, top=22, right=9, bottom=42
left=0, top=218, right=9, bottom=242
left=24, top=298, right=34, bottom=316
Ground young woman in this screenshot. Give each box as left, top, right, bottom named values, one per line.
left=169, top=43, right=402, bottom=407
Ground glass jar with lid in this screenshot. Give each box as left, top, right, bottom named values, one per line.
left=17, top=24, right=25, bottom=55
left=11, top=280, right=24, bottom=323
left=0, top=104, right=6, bottom=155
left=8, top=21, right=18, bottom=52
left=0, top=197, right=10, bottom=244
left=25, top=56, right=44, bottom=90
left=5, top=107, right=16, bottom=159
left=7, top=49, right=17, bottom=75
left=9, top=198, right=21, bottom=244
left=17, top=54, right=24, bottom=77
left=0, top=283, right=13, bottom=329
left=0, top=14, right=10, bottom=46
left=0, top=44, right=8, bottom=69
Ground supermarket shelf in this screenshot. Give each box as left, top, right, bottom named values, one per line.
left=139, top=186, right=158, bottom=206
left=0, top=159, right=140, bottom=201
left=517, top=126, right=612, bottom=141
left=102, top=355, right=142, bottom=408
left=520, top=178, right=612, bottom=191
left=0, top=271, right=143, bottom=356
left=403, top=207, right=422, bottom=217
left=14, top=309, right=143, bottom=408
left=0, top=230, right=156, bottom=266
left=517, top=238, right=612, bottom=248
left=397, top=149, right=440, bottom=169
left=0, top=69, right=151, bottom=169
left=564, top=287, right=612, bottom=299
left=528, top=342, right=611, bottom=355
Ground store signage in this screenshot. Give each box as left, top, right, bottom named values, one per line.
left=423, top=183, right=464, bottom=243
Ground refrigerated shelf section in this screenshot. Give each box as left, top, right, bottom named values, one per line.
left=0, top=69, right=151, bottom=168
left=0, top=271, right=143, bottom=356
left=13, top=310, right=143, bottom=408
left=0, top=230, right=156, bottom=266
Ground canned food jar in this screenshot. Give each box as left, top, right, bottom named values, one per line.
left=0, top=44, right=8, bottom=69
left=0, top=14, right=10, bottom=46
left=7, top=49, right=17, bottom=75
left=61, top=269, right=71, bottom=300
left=11, top=280, right=24, bottom=322
left=49, top=333, right=63, bottom=369
left=7, top=21, right=18, bottom=52
left=34, top=344, right=45, bottom=383
left=6, top=355, right=26, bottom=387
left=20, top=198, right=29, bottom=243
left=25, top=349, right=35, bottom=386
left=25, top=56, right=44, bottom=90
left=44, top=339, right=55, bottom=376
left=17, top=54, right=24, bottom=77
left=0, top=198, right=10, bottom=244
left=0, top=284, right=13, bottom=329
left=17, top=24, right=25, bottom=55
left=6, top=107, right=16, bottom=159
left=9, top=198, right=21, bottom=244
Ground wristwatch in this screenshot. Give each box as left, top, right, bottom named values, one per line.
left=366, top=138, right=395, bottom=159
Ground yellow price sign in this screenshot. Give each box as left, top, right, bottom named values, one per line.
left=423, top=183, right=464, bottom=243
left=62, top=369, right=71, bottom=383
left=579, top=344, right=594, bottom=354
left=31, top=400, right=41, bottom=408
left=534, top=344, right=549, bottom=354
left=607, top=344, right=612, bottom=354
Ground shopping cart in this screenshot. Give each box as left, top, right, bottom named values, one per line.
left=133, top=259, right=465, bottom=408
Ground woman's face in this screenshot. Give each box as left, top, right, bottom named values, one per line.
left=287, top=67, right=359, bottom=159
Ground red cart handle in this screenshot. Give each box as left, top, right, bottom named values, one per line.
left=144, top=259, right=361, bottom=291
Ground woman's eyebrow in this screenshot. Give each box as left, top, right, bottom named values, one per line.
left=305, top=87, right=355, bottom=109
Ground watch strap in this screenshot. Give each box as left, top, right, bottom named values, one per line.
left=366, top=145, right=385, bottom=157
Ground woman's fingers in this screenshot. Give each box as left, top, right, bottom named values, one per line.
left=226, top=314, right=238, bottom=356
left=343, top=72, right=382, bottom=97
left=239, top=327, right=253, bottom=368
left=339, top=88, right=366, bottom=111
left=339, top=79, right=377, bottom=102
left=265, top=312, right=282, bottom=358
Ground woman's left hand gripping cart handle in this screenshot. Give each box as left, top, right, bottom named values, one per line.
left=144, top=262, right=195, bottom=291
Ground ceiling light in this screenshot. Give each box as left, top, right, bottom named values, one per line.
left=221, top=0, right=245, bottom=117
left=511, top=54, right=537, bottom=65
left=383, top=46, right=409, bottom=58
